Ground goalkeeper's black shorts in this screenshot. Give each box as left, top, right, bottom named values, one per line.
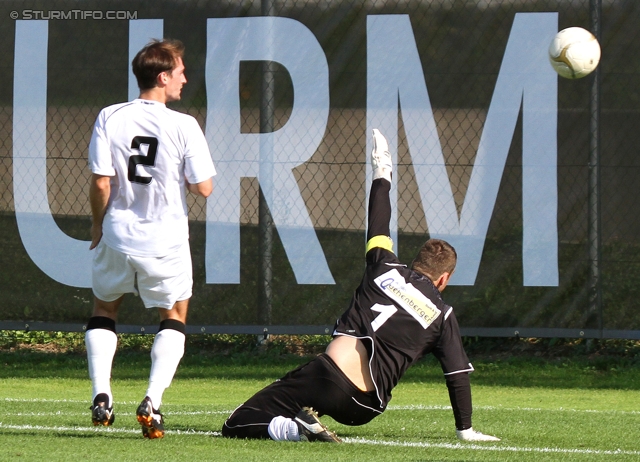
left=222, top=353, right=382, bottom=439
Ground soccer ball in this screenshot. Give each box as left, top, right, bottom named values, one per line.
left=548, top=27, right=601, bottom=79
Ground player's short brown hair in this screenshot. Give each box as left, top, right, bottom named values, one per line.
left=411, top=238, right=457, bottom=280
left=132, top=39, right=185, bottom=91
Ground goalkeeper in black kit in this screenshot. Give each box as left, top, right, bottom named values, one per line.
left=222, top=129, right=500, bottom=443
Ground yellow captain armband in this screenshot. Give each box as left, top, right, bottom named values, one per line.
left=366, top=235, right=394, bottom=254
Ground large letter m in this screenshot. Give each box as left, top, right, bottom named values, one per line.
left=367, top=13, right=559, bottom=286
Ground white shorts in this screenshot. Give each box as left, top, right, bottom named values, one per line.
left=92, top=241, right=193, bottom=309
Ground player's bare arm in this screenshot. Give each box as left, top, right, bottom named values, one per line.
left=186, top=178, right=213, bottom=197
left=89, top=174, right=111, bottom=250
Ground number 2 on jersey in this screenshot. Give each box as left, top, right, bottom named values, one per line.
left=128, top=136, right=158, bottom=184
left=371, top=303, right=398, bottom=332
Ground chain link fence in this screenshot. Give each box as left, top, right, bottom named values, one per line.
left=1, top=0, right=639, bottom=338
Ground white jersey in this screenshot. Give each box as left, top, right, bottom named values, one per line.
left=89, top=99, right=216, bottom=257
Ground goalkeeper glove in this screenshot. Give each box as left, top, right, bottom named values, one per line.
left=456, top=427, right=500, bottom=442
left=371, top=129, right=392, bottom=182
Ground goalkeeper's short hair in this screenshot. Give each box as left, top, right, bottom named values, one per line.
left=411, top=239, right=457, bottom=281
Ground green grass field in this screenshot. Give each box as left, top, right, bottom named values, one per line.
left=1, top=339, right=640, bottom=461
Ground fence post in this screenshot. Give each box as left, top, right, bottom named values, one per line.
left=588, top=0, right=603, bottom=337
left=258, top=0, right=276, bottom=339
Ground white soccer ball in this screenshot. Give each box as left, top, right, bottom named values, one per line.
left=548, top=27, right=601, bottom=79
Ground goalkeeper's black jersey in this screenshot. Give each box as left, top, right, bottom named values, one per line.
left=333, top=246, right=473, bottom=410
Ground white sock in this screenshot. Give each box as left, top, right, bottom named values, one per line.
left=145, top=329, right=185, bottom=409
left=268, top=416, right=300, bottom=441
left=85, top=328, right=117, bottom=407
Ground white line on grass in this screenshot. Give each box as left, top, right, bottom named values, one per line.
left=1, top=422, right=637, bottom=456
left=2, top=398, right=144, bottom=405
left=0, top=422, right=221, bottom=437
left=2, top=398, right=196, bottom=406
left=2, top=410, right=231, bottom=417
left=343, top=437, right=640, bottom=456
left=3, top=397, right=86, bottom=404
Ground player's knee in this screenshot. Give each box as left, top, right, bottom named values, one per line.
left=221, top=418, right=255, bottom=439
left=221, top=409, right=272, bottom=440
left=221, top=420, right=235, bottom=438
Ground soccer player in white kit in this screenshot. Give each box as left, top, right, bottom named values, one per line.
left=85, top=39, right=216, bottom=439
